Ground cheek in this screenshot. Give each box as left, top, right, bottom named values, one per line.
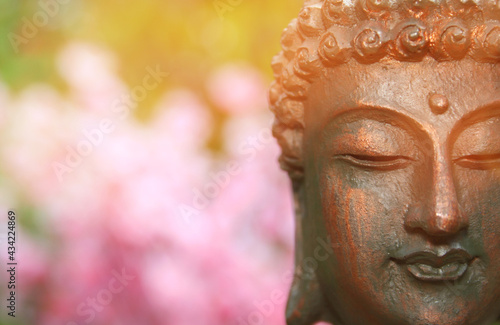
left=322, top=185, right=373, bottom=272
left=481, top=187, right=500, bottom=262
left=455, top=169, right=500, bottom=307
left=316, top=170, right=417, bottom=319
left=318, top=169, right=412, bottom=275
left=455, top=169, right=500, bottom=256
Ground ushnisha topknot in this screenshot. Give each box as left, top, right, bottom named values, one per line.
left=269, top=0, right=500, bottom=180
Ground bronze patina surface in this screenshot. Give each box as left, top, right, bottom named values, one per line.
left=269, top=0, right=500, bottom=324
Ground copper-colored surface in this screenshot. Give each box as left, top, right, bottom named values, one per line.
left=270, top=1, right=500, bottom=324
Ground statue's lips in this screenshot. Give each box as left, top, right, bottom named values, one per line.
left=393, top=249, right=474, bottom=282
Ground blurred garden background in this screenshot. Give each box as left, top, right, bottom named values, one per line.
left=0, top=0, right=305, bottom=324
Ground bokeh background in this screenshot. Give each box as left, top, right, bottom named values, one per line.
left=0, top=1, right=305, bottom=324
left=4, top=2, right=498, bottom=325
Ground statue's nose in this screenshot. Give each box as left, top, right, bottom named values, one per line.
left=404, top=152, right=468, bottom=236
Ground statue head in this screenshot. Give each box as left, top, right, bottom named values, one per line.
left=269, top=1, right=500, bottom=324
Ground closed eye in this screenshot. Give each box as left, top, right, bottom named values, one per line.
left=334, top=154, right=414, bottom=171
left=454, top=153, right=500, bottom=170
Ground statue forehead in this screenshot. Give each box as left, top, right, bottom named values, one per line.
left=307, top=58, right=499, bottom=109
left=305, top=58, right=500, bottom=135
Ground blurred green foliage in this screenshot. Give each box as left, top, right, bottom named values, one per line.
left=1, top=0, right=302, bottom=118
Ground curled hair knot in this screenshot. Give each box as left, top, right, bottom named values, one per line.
left=298, top=7, right=325, bottom=37
left=353, top=25, right=388, bottom=62
left=392, top=22, right=429, bottom=60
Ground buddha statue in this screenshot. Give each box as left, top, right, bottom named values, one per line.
left=269, top=0, right=500, bottom=324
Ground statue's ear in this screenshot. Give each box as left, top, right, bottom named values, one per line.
left=286, top=180, right=335, bottom=325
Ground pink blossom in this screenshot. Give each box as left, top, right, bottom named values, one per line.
left=1, top=57, right=298, bottom=325
left=207, top=63, right=268, bottom=115
left=57, top=42, right=127, bottom=113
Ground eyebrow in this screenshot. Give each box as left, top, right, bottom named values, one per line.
left=325, top=105, right=426, bottom=138
left=450, top=99, right=500, bottom=141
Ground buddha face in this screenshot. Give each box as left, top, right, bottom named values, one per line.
left=304, top=57, right=500, bottom=325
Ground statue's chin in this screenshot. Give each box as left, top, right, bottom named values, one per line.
left=325, top=298, right=500, bottom=325
left=319, top=260, right=500, bottom=325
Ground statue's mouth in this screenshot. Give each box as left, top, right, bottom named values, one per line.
left=393, top=248, right=474, bottom=282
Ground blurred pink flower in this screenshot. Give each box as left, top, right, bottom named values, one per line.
left=152, top=89, right=213, bottom=150
left=207, top=63, right=268, bottom=115
left=57, top=42, right=127, bottom=113
left=1, top=54, right=298, bottom=325
left=0, top=85, right=76, bottom=205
